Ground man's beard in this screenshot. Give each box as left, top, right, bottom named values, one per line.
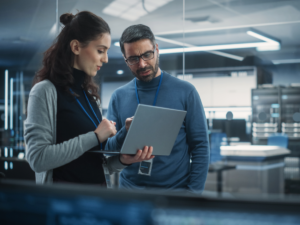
left=131, top=56, right=159, bottom=82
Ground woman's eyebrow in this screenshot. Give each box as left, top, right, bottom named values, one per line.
left=96, top=45, right=108, bottom=49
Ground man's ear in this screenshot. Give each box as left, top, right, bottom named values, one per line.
left=155, top=43, right=159, bottom=55
left=70, top=40, right=81, bottom=55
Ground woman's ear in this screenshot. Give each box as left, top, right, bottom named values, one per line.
left=70, top=40, right=81, bottom=55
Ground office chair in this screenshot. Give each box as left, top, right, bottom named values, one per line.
left=210, top=132, right=227, bottom=163
left=267, top=133, right=288, bottom=148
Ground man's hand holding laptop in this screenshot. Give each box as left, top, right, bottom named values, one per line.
left=121, top=116, right=154, bottom=165
left=120, top=145, right=154, bottom=165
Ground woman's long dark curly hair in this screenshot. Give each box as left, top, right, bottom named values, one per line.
left=32, top=11, right=110, bottom=101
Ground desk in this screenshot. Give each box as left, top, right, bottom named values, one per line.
left=209, top=164, right=236, bottom=193
left=220, top=145, right=290, bottom=194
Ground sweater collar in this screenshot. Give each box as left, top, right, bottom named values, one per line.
left=135, top=72, right=162, bottom=89
left=72, top=68, right=86, bottom=90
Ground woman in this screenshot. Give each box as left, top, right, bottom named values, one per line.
left=24, top=11, right=154, bottom=185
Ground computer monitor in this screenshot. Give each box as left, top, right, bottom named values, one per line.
left=212, top=119, right=248, bottom=141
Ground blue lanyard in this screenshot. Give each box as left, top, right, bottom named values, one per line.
left=135, top=72, right=163, bottom=105
left=70, top=88, right=102, bottom=149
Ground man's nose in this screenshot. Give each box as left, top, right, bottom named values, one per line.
left=138, top=57, right=147, bottom=68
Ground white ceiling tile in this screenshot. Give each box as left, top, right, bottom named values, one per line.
left=124, top=3, right=148, bottom=17
left=105, top=1, right=129, bottom=11
left=116, top=0, right=140, bottom=5
left=119, top=13, right=140, bottom=21
left=103, top=7, right=123, bottom=17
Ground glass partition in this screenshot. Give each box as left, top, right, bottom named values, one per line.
left=184, top=0, right=300, bottom=198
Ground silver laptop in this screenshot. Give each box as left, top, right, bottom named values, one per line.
left=95, top=104, right=186, bottom=156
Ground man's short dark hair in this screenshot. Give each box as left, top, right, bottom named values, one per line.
left=119, top=24, right=156, bottom=57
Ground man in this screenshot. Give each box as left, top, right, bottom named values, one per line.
left=105, top=24, right=209, bottom=193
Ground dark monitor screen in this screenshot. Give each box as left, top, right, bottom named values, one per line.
left=0, top=180, right=300, bottom=225
left=0, top=182, right=153, bottom=225
left=212, top=119, right=247, bottom=141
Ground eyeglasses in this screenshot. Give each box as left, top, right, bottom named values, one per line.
left=125, top=50, right=155, bottom=65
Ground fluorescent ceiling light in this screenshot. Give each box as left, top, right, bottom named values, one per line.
left=247, top=30, right=280, bottom=51
left=272, top=59, right=300, bottom=64
left=257, top=45, right=280, bottom=51
left=114, top=42, right=120, bottom=47
left=159, top=30, right=280, bottom=54
left=208, top=51, right=244, bottom=61
left=156, top=36, right=244, bottom=61
left=156, top=36, right=193, bottom=47
left=247, top=31, right=278, bottom=44
left=160, top=42, right=273, bottom=54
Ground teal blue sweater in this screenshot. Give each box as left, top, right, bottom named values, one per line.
left=106, top=71, right=209, bottom=193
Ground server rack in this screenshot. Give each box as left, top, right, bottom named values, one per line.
left=251, top=86, right=300, bottom=192
left=252, top=87, right=300, bottom=153
left=252, top=87, right=281, bottom=144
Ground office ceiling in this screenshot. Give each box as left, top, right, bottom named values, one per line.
left=1, top=0, right=300, bottom=70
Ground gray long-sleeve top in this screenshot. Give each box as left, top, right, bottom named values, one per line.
left=24, top=80, right=126, bottom=184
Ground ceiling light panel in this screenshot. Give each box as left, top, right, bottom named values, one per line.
left=144, top=0, right=173, bottom=12
left=107, top=1, right=128, bottom=10
left=146, top=0, right=172, bottom=8
left=103, top=7, right=122, bottom=17
left=143, top=2, right=159, bottom=12
left=103, top=0, right=174, bottom=21
left=103, top=0, right=137, bottom=17
left=120, top=14, right=140, bottom=21
left=125, top=3, right=148, bottom=17
left=116, top=0, right=139, bottom=4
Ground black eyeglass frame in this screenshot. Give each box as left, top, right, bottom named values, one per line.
left=125, top=47, right=156, bottom=66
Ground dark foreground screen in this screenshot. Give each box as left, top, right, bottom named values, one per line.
left=0, top=180, right=300, bottom=225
